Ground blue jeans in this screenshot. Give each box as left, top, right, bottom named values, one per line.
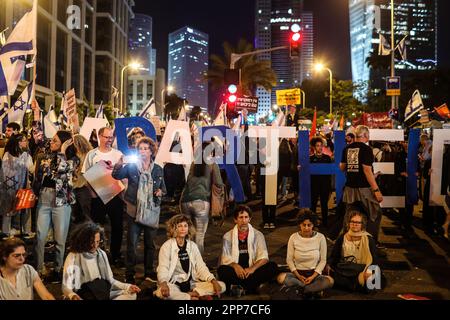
left=283, top=272, right=333, bottom=293
left=181, top=200, right=210, bottom=254
left=35, top=188, right=71, bottom=272
left=126, top=214, right=157, bottom=278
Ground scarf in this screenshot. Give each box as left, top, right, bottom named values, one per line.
left=136, top=161, right=155, bottom=221
left=231, top=224, right=255, bottom=267
left=74, top=250, right=109, bottom=288
left=346, top=230, right=373, bottom=285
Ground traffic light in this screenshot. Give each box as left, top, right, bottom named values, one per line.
left=289, top=24, right=302, bottom=58
left=224, top=69, right=241, bottom=86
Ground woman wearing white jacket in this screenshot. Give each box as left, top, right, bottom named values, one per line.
left=155, top=214, right=225, bottom=300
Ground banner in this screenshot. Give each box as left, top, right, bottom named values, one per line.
left=276, top=88, right=301, bottom=106
left=64, top=89, right=79, bottom=129
left=235, top=96, right=258, bottom=113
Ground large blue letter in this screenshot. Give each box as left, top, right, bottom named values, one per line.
left=298, top=130, right=346, bottom=208
left=407, top=129, right=420, bottom=206
left=114, top=117, right=156, bottom=155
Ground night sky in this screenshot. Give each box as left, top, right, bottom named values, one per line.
left=135, top=0, right=450, bottom=80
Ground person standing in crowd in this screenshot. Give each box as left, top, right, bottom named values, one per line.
left=418, top=133, right=432, bottom=200
left=33, top=131, right=76, bottom=282
left=328, top=203, right=383, bottom=292
left=289, top=137, right=300, bottom=208
left=62, top=222, right=140, bottom=300
left=0, top=238, right=55, bottom=300
left=0, top=134, right=34, bottom=238
left=218, top=205, right=279, bottom=295
left=71, top=135, right=93, bottom=224
left=155, top=214, right=225, bottom=300
left=340, top=125, right=383, bottom=243
left=82, top=127, right=125, bottom=266
left=277, top=210, right=333, bottom=299
left=180, top=142, right=224, bottom=254
left=112, top=137, right=166, bottom=284
left=422, top=146, right=438, bottom=236
left=278, top=138, right=293, bottom=201
left=4, top=122, right=21, bottom=140
left=310, top=137, right=333, bottom=227
left=259, top=141, right=277, bottom=229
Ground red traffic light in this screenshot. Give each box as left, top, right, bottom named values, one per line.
left=291, top=32, right=301, bottom=42
left=228, top=95, right=237, bottom=103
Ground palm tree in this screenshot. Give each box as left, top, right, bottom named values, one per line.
left=206, top=39, right=277, bottom=96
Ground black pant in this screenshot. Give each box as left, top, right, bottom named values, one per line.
left=217, top=262, right=279, bottom=293
left=125, top=214, right=157, bottom=277
left=262, top=205, right=276, bottom=224
left=72, top=187, right=92, bottom=223
left=91, top=196, right=124, bottom=260
left=237, top=165, right=252, bottom=201
left=399, top=203, right=414, bottom=229
left=311, top=180, right=330, bottom=226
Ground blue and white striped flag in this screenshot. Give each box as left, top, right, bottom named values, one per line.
left=0, top=80, right=33, bottom=132
left=139, top=98, right=156, bottom=119
left=0, top=0, right=37, bottom=96
left=404, top=90, right=424, bottom=122
left=95, top=102, right=104, bottom=118
left=44, top=104, right=59, bottom=138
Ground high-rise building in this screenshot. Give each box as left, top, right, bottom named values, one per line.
left=129, top=13, right=153, bottom=72
left=0, top=0, right=133, bottom=108
left=349, top=0, right=438, bottom=85
left=150, top=48, right=157, bottom=76
left=255, top=0, right=313, bottom=120
left=168, top=26, right=209, bottom=111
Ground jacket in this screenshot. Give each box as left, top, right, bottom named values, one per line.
left=157, top=238, right=215, bottom=284
left=328, top=234, right=379, bottom=269
left=111, top=162, right=166, bottom=206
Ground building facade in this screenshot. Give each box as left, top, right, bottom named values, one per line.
left=128, top=13, right=153, bottom=73
left=127, top=74, right=155, bottom=116
left=255, top=0, right=313, bottom=120
left=349, top=0, right=438, bottom=85
left=168, top=26, right=209, bottom=111
left=0, top=0, right=133, bottom=110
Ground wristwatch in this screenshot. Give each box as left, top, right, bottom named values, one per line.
left=372, top=188, right=380, bottom=193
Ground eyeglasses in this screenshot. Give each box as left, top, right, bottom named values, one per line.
left=349, top=221, right=363, bottom=225
left=101, top=135, right=114, bottom=140
left=11, top=253, right=28, bottom=259
left=138, top=147, right=151, bottom=151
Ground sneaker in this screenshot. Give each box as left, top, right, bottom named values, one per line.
left=263, top=223, right=270, bottom=229
left=144, top=271, right=158, bottom=283
left=269, top=223, right=276, bottom=229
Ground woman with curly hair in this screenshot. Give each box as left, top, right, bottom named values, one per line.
left=154, top=214, right=225, bottom=300
left=62, top=222, right=141, bottom=300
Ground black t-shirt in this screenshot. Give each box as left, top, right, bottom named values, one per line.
left=341, top=142, right=374, bottom=188
left=238, top=238, right=249, bottom=268
left=177, top=241, right=190, bottom=274
left=310, top=153, right=332, bottom=186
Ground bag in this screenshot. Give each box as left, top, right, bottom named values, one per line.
left=135, top=205, right=160, bottom=228
left=210, top=165, right=225, bottom=218
left=335, top=256, right=366, bottom=278
left=15, top=189, right=37, bottom=210
left=76, top=278, right=112, bottom=300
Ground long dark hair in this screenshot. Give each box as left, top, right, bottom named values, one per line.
left=0, top=238, right=26, bottom=266
left=5, top=133, right=27, bottom=157
left=69, top=222, right=104, bottom=253
left=193, top=142, right=211, bottom=177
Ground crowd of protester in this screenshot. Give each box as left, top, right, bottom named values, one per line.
left=0, top=118, right=448, bottom=300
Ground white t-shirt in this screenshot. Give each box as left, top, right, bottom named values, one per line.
left=81, top=148, right=123, bottom=174
left=286, top=232, right=327, bottom=274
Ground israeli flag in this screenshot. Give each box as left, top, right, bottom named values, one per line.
left=0, top=80, right=33, bottom=132
left=44, top=104, right=59, bottom=139
left=95, top=102, right=104, bottom=118
left=0, top=0, right=37, bottom=96
left=404, top=90, right=424, bottom=122
left=139, top=98, right=156, bottom=118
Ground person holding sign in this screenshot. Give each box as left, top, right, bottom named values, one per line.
left=112, top=137, right=166, bottom=284
left=82, top=127, right=125, bottom=266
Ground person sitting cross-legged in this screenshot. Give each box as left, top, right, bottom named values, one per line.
left=154, top=214, right=225, bottom=300
left=217, top=205, right=279, bottom=295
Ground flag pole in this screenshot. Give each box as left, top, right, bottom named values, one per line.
left=31, top=0, right=39, bottom=121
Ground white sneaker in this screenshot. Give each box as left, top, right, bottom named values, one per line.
left=9, top=228, right=20, bottom=236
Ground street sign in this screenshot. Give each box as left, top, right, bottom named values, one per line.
left=386, top=76, right=401, bottom=96
left=235, top=96, right=258, bottom=113
left=276, top=88, right=301, bottom=105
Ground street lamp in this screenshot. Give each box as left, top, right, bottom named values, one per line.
left=120, top=61, right=142, bottom=114
left=314, top=63, right=333, bottom=116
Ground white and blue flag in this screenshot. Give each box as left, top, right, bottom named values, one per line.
left=139, top=98, right=156, bottom=119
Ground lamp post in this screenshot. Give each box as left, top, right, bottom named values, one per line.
left=120, top=62, right=141, bottom=115
left=314, top=63, right=333, bottom=116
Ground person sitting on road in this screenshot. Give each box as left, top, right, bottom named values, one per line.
left=327, top=203, right=383, bottom=292
left=0, top=238, right=54, bottom=300
left=154, top=214, right=225, bottom=300
left=62, top=222, right=141, bottom=300
left=217, top=205, right=279, bottom=295
left=277, top=209, right=334, bottom=299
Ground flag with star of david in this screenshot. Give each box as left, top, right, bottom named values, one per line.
left=0, top=80, right=33, bottom=133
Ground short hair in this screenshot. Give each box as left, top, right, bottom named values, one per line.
left=346, top=133, right=355, bottom=139
left=69, top=222, right=104, bottom=253
left=6, top=122, right=21, bottom=132
left=297, top=208, right=318, bottom=226
left=98, top=127, right=112, bottom=137
left=136, top=137, right=158, bottom=156
left=233, top=205, right=252, bottom=219
left=310, top=137, right=324, bottom=147
left=166, top=214, right=196, bottom=239
left=345, top=202, right=368, bottom=230
left=355, top=125, right=370, bottom=139
left=0, top=238, right=26, bottom=266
